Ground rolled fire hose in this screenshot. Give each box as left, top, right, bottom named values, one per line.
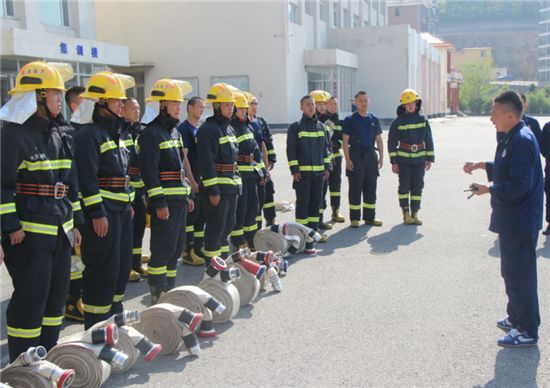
left=226, top=263, right=261, bottom=306
left=46, top=343, right=128, bottom=388
left=254, top=229, right=301, bottom=255
left=1, top=346, right=75, bottom=388
left=158, top=285, right=226, bottom=337
left=134, top=303, right=202, bottom=356
left=198, top=256, right=241, bottom=323
left=58, top=322, right=118, bottom=347
left=270, top=223, right=321, bottom=253
left=250, top=251, right=288, bottom=275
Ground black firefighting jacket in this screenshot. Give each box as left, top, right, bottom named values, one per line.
left=323, top=111, right=343, bottom=158
left=196, top=112, right=241, bottom=196
left=286, top=114, right=332, bottom=177
left=231, top=117, right=267, bottom=180
left=1, top=112, right=82, bottom=250
left=74, top=109, right=135, bottom=219
left=256, top=116, right=277, bottom=163
left=388, top=107, right=435, bottom=165
left=139, top=114, right=190, bottom=210
left=124, top=121, right=145, bottom=191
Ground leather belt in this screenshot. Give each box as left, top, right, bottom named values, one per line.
left=160, top=170, right=185, bottom=182
left=399, top=142, right=425, bottom=152
left=98, top=176, right=131, bottom=190
left=215, top=163, right=237, bottom=173
left=15, top=182, right=69, bottom=199
left=129, top=167, right=140, bottom=176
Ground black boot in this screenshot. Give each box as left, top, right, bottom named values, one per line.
left=149, top=285, right=166, bottom=306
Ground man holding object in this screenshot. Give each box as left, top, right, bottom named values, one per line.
left=463, top=90, right=543, bottom=347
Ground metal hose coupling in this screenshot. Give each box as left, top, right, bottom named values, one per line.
left=204, top=257, right=242, bottom=282
left=234, top=258, right=267, bottom=280
left=267, top=266, right=282, bottom=292
left=273, top=256, right=288, bottom=274
left=34, top=360, right=75, bottom=388
left=229, top=247, right=252, bottom=262
left=12, top=346, right=47, bottom=367
left=113, top=310, right=140, bottom=327
left=96, top=345, right=129, bottom=370
left=182, top=332, right=201, bottom=357
left=251, top=250, right=274, bottom=266
left=58, top=322, right=119, bottom=347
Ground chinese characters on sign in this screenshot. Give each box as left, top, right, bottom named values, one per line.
left=60, top=42, right=68, bottom=54
left=76, top=45, right=83, bottom=56
left=59, top=42, right=99, bottom=59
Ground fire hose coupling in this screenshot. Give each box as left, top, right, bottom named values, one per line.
left=113, top=310, right=140, bottom=327
left=204, top=296, right=226, bottom=316
left=35, top=361, right=75, bottom=388
left=229, top=247, right=252, bottom=262
left=308, top=229, right=322, bottom=242
left=135, top=337, right=163, bottom=363
left=97, top=345, right=129, bottom=370
left=198, top=320, right=216, bottom=338
left=273, top=257, right=288, bottom=274
left=267, top=267, right=282, bottom=292
left=178, top=309, right=204, bottom=332
left=235, top=258, right=267, bottom=280
left=182, top=333, right=201, bottom=356
left=59, top=322, right=119, bottom=346
left=205, top=257, right=242, bottom=282
left=14, top=346, right=47, bottom=366
left=205, top=256, right=227, bottom=277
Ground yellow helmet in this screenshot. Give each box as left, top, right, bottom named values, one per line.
left=146, top=78, right=193, bottom=102
left=400, top=89, right=419, bottom=104
left=233, top=91, right=249, bottom=109
left=9, top=61, right=74, bottom=95
left=309, top=90, right=331, bottom=103
left=205, top=83, right=236, bottom=104
left=80, top=72, right=135, bottom=100
left=244, top=92, right=257, bottom=104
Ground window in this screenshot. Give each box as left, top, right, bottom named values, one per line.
left=541, top=35, right=548, bottom=46
left=40, top=0, right=70, bottom=27
left=480, top=50, right=487, bottom=58
left=289, top=2, right=298, bottom=23
left=1, top=0, right=14, bottom=17
left=541, top=71, right=547, bottom=82
left=307, top=65, right=356, bottom=115
left=343, top=8, right=349, bottom=27
left=353, top=14, right=359, bottom=28
left=319, top=0, right=325, bottom=21
left=395, top=7, right=400, bottom=17
left=305, top=0, right=312, bottom=16
left=333, top=2, right=339, bottom=27
left=540, top=60, right=546, bottom=69
left=540, top=47, right=547, bottom=57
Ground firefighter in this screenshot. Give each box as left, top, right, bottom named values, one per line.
left=74, top=71, right=136, bottom=329
left=196, top=83, right=241, bottom=265
left=1, top=61, right=83, bottom=361
left=230, top=91, right=268, bottom=251
left=287, top=95, right=332, bottom=254
left=247, top=92, right=278, bottom=228
left=388, top=89, right=434, bottom=225
left=122, top=98, right=149, bottom=282
left=139, top=79, right=194, bottom=304
left=325, top=96, right=345, bottom=223
left=310, top=90, right=333, bottom=232
left=342, top=91, right=384, bottom=227
left=178, top=97, right=206, bottom=266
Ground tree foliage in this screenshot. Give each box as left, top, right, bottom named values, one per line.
left=459, top=59, right=506, bottom=114
left=526, top=89, right=550, bottom=114
left=436, top=0, right=539, bottom=24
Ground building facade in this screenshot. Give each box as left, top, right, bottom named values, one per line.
left=0, top=0, right=129, bottom=119
left=540, top=0, right=550, bottom=85
left=387, top=0, right=438, bottom=34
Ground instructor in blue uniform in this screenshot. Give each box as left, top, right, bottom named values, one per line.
left=464, top=90, right=543, bottom=347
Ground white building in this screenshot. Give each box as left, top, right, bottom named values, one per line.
left=540, top=0, right=550, bottom=85
left=0, top=0, right=129, bottom=118
left=95, top=0, right=442, bottom=125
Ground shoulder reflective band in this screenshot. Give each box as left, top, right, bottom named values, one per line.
left=147, top=187, right=164, bottom=197
left=397, top=122, right=427, bottom=131
left=20, top=221, right=58, bottom=236
left=83, top=303, right=112, bottom=314
left=7, top=326, right=41, bottom=338
left=298, top=131, right=325, bottom=138
left=99, top=190, right=135, bottom=202
left=83, top=194, right=102, bottom=207
left=219, top=136, right=238, bottom=145
left=100, top=140, right=118, bottom=153
left=237, top=133, right=254, bottom=143
left=43, top=316, right=64, bottom=327
left=18, top=159, right=72, bottom=171
left=0, top=203, right=16, bottom=215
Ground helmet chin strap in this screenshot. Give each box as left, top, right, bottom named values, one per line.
left=37, top=89, right=55, bottom=119
left=97, top=98, right=120, bottom=118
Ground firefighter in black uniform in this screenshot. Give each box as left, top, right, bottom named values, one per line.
left=325, top=97, right=345, bottom=223
left=74, top=71, right=136, bottom=329
left=287, top=95, right=332, bottom=254
left=139, top=79, right=194, bottom=304
left=197, top=83, right=241, bottom=264
left=1, top=62, right=83, bottom=361
left=247, top=92, right=278, bottom=228
left=388, top=89, right=434, bottom=225
left=342, top=91, right=384, bottom=227
left=230, top=91, right=268, bottom=250
left=122, top=97, right=149, bottom=282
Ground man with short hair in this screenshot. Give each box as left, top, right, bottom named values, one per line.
left=464, top=90, right=543, bottom=347
left=287, top=95, right=331, bottom=254
left=325, top=97, right=345, bottom=223
left=519, top=93, right=541, bottom=144
left=342, top=91, right=383, bottom=227
left=65, top=86, right=85, bottom=120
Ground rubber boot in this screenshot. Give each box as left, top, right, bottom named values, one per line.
left=413, top=210, right=423, bottom=225
left=182, top=242, right=193, bottom=261
left=182, top=242, right=205, bottom=266
left=129, top=269, right=142, bottom=282
left=331, top=207, right=345, bottom=223
left=65, top=293, right=85, bottom=321
left=134, top=265, right=148, bottom=277
left=318, top=221, right=333, bottom=230
left=245, top=240, right=257, bottom=252
left=141, top=255, right=150, bottom=264
left=149, top=285, right=166, bottom=306
left=316, top=230, right=328, bottom=243
left=402, top=207, right=414, bottom=225
left=266, top=218, right=277, bottom=227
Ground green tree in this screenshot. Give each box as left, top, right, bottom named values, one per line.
left=526, top=89, right=550, bottom=114
left=459, top=59, right=499, bottom=114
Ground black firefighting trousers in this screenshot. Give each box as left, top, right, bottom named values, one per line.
left=232, top=179, right=260, bottom=247
left=132, top=188, right=147, bottom=269
left=347, top=146, right=378, bottom=221
left=397, top=163, right=425, bottom=211
left=293, top=174, right=324, bottom=231
left=202, top=193, right=237, bottom=265
left=258, top=179, right=276, bottom=228
left=186, top=192, right=205, bottom=254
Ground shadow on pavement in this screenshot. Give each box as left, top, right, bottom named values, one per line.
left=367, top=224, right=424, bottom=255
left=537, top=236, right=550, bottom=259
left=314, top=225, right=370, bottom=257
left=488, top=237, right=500, bottom=258
left=472, top=347, right=540, bottom=388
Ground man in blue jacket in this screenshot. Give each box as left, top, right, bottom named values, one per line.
left=464, top=90, right=543, bottom=347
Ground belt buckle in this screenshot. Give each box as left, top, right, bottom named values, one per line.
left=411, top=144, right=418, bottom=152
left=54, top=182, right=66, bottom=199
left=233, top=163, right=238, bottom=173
left=180, top=169, right=185, bottom=182
left=124, top=176, right=130, bottom=190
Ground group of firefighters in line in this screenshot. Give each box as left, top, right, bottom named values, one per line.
left=0, top=61, right=435, bottom=363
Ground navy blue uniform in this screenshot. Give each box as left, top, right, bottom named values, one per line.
left=486, top=121, right=543, bottom=339
left=322, top=112, right=344, bottom=210
left=540, top=121, right=550, bottom=225
left=253, top=116, right=277, bottom=226
left=343, top=112, right=382, bottom=221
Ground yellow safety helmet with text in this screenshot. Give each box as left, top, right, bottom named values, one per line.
left=245, top=92, right=257, bottom=104
left=146, top=79, right=193, bottom=102
left=9, top=61, right=74, bottom=95
left=400, top=89, right=419, bottom=105
left=205, top=83, right=236, bottom=104
left=309, top=90, right=331, bottom=103
left=233, top=91, right=249, bottom=109
left=80, top=72, right=135, bottom=100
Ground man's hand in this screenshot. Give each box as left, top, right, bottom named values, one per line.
left=131, top=207, right=135, bottom=219
left=293, top=173, right=301, bottom=182
left=188, top=199, right=195, bottom=213
left=323, top=170, right=330, bottom=181
left=156, top=207, right=170, bottom=221
left=268, top=161, right=275, bottom=171
left=425, top=161, right=432, bottom=171
left=74, top=228, right=82, bottom=246
left=93, top=217, right=108, bottom=237
left=470, top=183, right=490, bottom=196
left=0, top=246, right=3, bottom=266
left=463, top=161, right=486, bottom=175
left=392, top=163, right=399, bottom=174
left=191, top=181, right=199, bottom=194
left=378, top=158, right=383, bottom=170
left=9, top=229, right=25, bottom=245
left=210, top=195, right=221, bottom=206
left=346, top=159, right=354, bottom=171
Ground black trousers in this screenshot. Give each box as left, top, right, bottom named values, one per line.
left=3, top=227, right=71, bottom=362
left=148, top=203, right=188, bottom=290
left=232, top=179, right=260, bottom=247
left=293, top=174, right=324, bottom=231
left=186, top=191, right=205, bottom=251
left=132, top=188, right=147, bottom=269
left=202, top=193, right=238, bottom=264
left=258, top=179, right=276, bottom=228
left=398, top=163, right=425, bottom=211
left=80, top=209, right=133, bottom=329
left=545, top=169, right=550, bottom=223
left=347, top=147, right=378, bottom=221
left=329, top=155, right=343, bottom=208
left=499, top=233, right=540, bottom=339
